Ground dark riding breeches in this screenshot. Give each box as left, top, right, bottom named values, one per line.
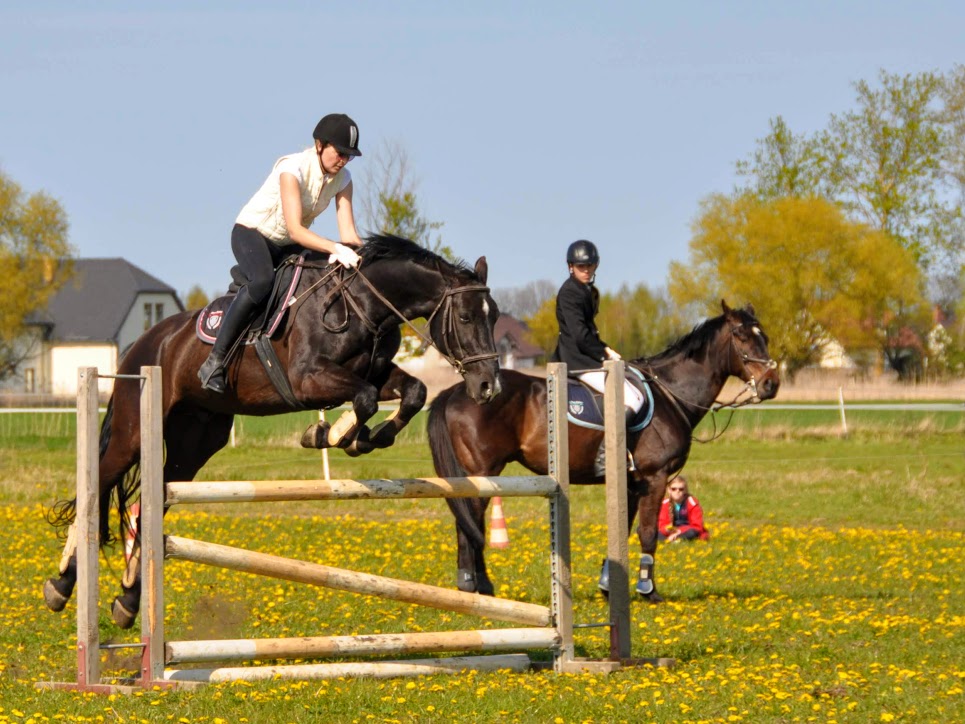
left=231, top=224, right=300, bottom=305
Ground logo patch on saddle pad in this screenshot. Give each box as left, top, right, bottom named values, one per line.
left=195, top=253, right=307, bottom=346
left=205, top=310, right=223, bottom=333
left=565, top=369, right=655, bottom=433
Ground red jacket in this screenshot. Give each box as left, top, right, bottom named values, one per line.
left=658, top=495, right=709, bottom=540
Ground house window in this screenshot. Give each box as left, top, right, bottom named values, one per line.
left=144, top=303, right=153, bottom=330
left=155, top=303, right=164, bottom=323
left=24, top=368, right=35, bottom=393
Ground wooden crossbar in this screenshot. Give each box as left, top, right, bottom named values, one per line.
left=165, top=535, right=552, bottom=627
left=166, top=627, right=561, bottom=664
left=165, top=475, right=558, bottom=504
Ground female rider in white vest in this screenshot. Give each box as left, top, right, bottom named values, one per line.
left=199, top=113, right=364, bottom=393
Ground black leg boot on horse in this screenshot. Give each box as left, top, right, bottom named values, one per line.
left=198, top=288, right=258, bottom=393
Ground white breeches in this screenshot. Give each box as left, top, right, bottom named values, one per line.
left=575, top=371, right=645, bottom=413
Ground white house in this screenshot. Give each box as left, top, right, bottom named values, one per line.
left=12, top=259, right=184, bottom=396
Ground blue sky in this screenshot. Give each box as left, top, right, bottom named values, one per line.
left=2, top=1, right=963, bottom=300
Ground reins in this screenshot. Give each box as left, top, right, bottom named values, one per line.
left=633, top=321, right=778, bottom=444
left=285, top=257, right=498, bottom=375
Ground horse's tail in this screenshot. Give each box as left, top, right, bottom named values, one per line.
left=428, top=387, right=487, bottom=550
left=45, top=394, right=139, bottom=547
left=45, top=393, right=117, bottom=536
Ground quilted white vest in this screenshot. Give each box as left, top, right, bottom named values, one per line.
left=235, top=147, right=350, bottom=244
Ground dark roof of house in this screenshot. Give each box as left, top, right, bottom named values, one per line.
left=494, top=314, right=543, bottom=358
left=34, top=258, right=184, bottom=343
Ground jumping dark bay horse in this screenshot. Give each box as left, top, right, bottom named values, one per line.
left=44, top=234, right=501, bottom=628
left=428, top=302, right=780, bottom=601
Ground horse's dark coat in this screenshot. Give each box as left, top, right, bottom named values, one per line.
left=44, top=234, right=501, bottom=628
left=428, top=302, right=780, bottom=600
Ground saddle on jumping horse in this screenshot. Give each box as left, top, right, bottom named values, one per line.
left=195, top=252, right=311, bottom=408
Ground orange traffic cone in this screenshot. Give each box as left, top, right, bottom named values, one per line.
left=489, top=496, right=510, bottom=549
left=124, top=502, right=140, bottom=562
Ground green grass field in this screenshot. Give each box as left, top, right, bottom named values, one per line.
left=0, top=406, right=963, bottom=722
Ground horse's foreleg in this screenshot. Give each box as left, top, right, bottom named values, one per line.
left=367, top=365, right=427, bottom=449
left=634, top=474, right=666, bottom=603
left=296, top=365, right=379, bottom=452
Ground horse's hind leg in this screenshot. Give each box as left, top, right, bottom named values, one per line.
left=43, top=402, right=140, bottom=613
left=111, top=409, right=233, bottom=629
left=450, top=497, right=495, bottom=596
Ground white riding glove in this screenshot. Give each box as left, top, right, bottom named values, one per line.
left=329, top=243, right=360, bottom=269
left=605, top=347, right=622, bottom=361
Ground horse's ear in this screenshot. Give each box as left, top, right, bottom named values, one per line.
left=721, top=300, right=732, bottom=314
left=474, top=256, right=489, bottom=285
left=744, top=302, right=756, bottom=317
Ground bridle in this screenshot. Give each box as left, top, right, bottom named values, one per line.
left=361, top=275, right=499, bottom=375
left=290, top=260, right=497, bottom=375
left=720, top=322, right=778, bottom=409
left=634, top=320, right=779, bottom=443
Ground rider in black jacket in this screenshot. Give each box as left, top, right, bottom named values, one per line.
left=550, top=244, right=611, bottom=370
left=551, top=240, right=641, bottom=477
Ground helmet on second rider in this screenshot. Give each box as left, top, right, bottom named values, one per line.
left=566, top=239, right=600, bottom=267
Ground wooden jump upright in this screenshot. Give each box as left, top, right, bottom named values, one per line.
left=41, top=362, right=650, bottom=692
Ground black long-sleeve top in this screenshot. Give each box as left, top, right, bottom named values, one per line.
left=550, top=275, right=608, bottom=371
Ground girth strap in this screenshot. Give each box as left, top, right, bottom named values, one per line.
left=254, top=335, right=305, bottom=410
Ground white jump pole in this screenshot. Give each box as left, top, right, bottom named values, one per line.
left=165, top=475, right=558, bottom=505
left=167, top=627, right=560, bottom=664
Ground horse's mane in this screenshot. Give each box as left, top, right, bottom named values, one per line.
left=633, top=305, right=760, bottom=367
left=360, top=234, right=477, bottom=280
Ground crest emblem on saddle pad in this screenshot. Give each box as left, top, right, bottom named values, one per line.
left=205, top=310, right=223, bottom=332
left=568, top=400, right=584, bottom=415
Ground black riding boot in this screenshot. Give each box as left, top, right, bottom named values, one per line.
left=592, top=406, right=637, bottom=477
left=198, top=290, right=258, bottom=393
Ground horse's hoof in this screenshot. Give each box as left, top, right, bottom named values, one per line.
left=638, top=590, right=664, bottom=604
left=300, top=422, right=331, bottom=449
left=367, top=420, right=398, bottom=448
left=43, top=579, right=70, bottom=612
left=111, top=597, right=137, bottom=629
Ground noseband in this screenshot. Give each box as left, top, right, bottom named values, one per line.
left=424, top=285, right=499, bottom=374
left=351, top=272, right=498, bottom=375
left=726, top=323, right=778, bottom=406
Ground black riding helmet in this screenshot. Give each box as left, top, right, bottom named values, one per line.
left=313, top=113, right=362, bottom=157
left=566, top=239, right=600, bottom=266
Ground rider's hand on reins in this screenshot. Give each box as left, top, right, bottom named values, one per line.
left=330, top=243, right=360, bottom=269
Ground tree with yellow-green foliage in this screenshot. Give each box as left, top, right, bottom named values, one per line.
left=183, top=285, right=211, bottom=311
left=0, top=169, right=74, bottom=382
left=669, top=194, right=928, bottom=379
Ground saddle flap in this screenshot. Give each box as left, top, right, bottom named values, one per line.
left=195, top=252, right=308, bottom=345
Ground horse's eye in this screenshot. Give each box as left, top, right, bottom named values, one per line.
left=459, top=315, right=471, bottom=324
